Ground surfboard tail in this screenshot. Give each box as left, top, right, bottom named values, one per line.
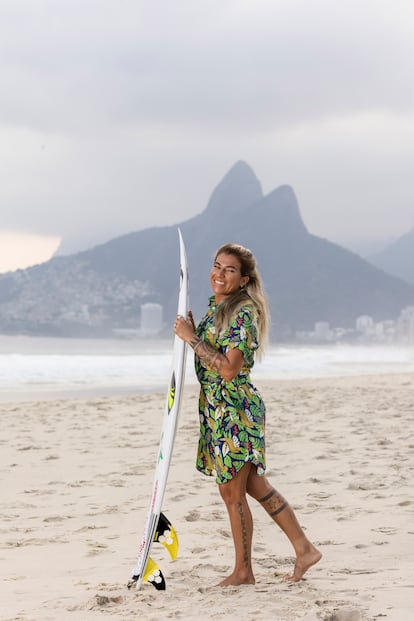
left=128, top=512, right=178, bottom=590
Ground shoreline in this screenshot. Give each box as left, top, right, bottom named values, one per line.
left=0, top=383, right=166, bottom=404
left=2, top=340, right=413, bottom=404
left=0, top=368, right=413, bottom=404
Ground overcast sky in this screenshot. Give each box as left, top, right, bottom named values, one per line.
left=1, top=0, right=414, bottom=269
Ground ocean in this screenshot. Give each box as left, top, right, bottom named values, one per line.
left=0, top=335, right=413, bottom=400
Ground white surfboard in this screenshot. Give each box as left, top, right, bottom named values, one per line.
left=128, top=228, right=189, bottom=591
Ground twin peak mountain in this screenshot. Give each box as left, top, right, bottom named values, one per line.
left=0, top=161, right=413, bottom=338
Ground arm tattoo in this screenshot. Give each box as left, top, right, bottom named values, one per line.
left=189, top=336, right=228, bottom=374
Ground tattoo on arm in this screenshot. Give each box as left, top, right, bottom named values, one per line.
left=189, top=336, right=228, bottom=374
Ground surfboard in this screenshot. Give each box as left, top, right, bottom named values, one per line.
left=128, top=228, right=189, bottom=591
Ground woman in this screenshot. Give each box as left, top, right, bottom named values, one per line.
left=174, top=243, right=321, bottom=587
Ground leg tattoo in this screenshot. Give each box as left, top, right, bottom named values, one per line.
left=259, top=488, right=288, bottom=517
left=269, top=502, right=288, bottom=517
left=237, top=502, right=249, bottom=567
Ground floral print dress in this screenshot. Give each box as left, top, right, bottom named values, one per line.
left=194, top=297, right=266, bottom=484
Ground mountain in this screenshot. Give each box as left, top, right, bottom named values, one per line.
left=368, top=227, right=414, bottom=284
left=330, top=236, right=396, bottom=259
left=0, top=161, right=413, bottom=339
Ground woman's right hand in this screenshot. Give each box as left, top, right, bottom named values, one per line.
left=174, top=312, right=196, bottom=343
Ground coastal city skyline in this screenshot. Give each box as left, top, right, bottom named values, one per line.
left=135, top=301, right=414, bottom=344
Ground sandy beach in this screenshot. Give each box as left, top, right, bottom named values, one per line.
left=1, top=373, right=413, bottom=621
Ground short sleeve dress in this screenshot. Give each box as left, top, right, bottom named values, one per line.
left=194, top=296, right=266, bottom=484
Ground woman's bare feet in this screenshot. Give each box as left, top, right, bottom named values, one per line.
left=284, top=545, right=322, bottom=582
left=218, top=570, right=255, bottom=587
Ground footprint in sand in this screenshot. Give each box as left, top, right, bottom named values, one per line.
left=333, top=568, right=377, bottom=575
left=171, top=494, right=186, bottom=502
left=371, top=526, right=397, bottom=535
left=69, top=593, right=124, bottom=610
left=86, top=541, right=109, bottom=557
left=184, top=509, right=201, bottom=522
left=94, top=594, right=123, bottom=606
left=43, top=515, right=66, bottom=522
left=191, top=546, right=205, bottom=554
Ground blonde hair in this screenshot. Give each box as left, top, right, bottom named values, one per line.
left=213, top=243, right=270, bottom=354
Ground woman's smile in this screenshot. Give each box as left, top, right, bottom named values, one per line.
left=210, top=252, right=248, bottom=303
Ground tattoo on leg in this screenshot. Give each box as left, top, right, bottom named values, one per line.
left=269, top=501, right=288, bottom=516
left=237, top=502, right=249, bottom=567
left=258, top=489, right=276, bottom=503
left=259, top=488, right=288, bottom=517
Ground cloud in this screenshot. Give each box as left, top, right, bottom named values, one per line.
left=3, top=0, right=414, bottom=132
left=0, top=230, right=61, bottom=273
left=1, top=0, right=414, bottom=252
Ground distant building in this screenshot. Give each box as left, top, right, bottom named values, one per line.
left=398, top=306, right=414, bottom=343
left=140, top=303, right=163, bottom=336
left=356, top=315, right=374, bottom=333
left=375, top=319, right=396, bottom=343
left=375, top=322, right=385, bottom=339
left=295, top=311, right=411, bottom=345
left=313, top=321, right=333, bottom=341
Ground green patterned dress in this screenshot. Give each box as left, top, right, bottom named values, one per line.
left=195, top=296, right=266, bottom=484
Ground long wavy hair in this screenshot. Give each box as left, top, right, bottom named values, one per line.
left=213, top=243, right=270, bottom=354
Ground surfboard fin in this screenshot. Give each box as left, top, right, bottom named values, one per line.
left=154, top=512, right=179, bottom=560
left=128, top=557, right=166, bottom=591
left=143, top=557, right=166, bottom=590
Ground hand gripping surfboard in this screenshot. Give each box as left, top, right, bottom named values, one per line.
left=128, top=229, right=189, bottom=591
